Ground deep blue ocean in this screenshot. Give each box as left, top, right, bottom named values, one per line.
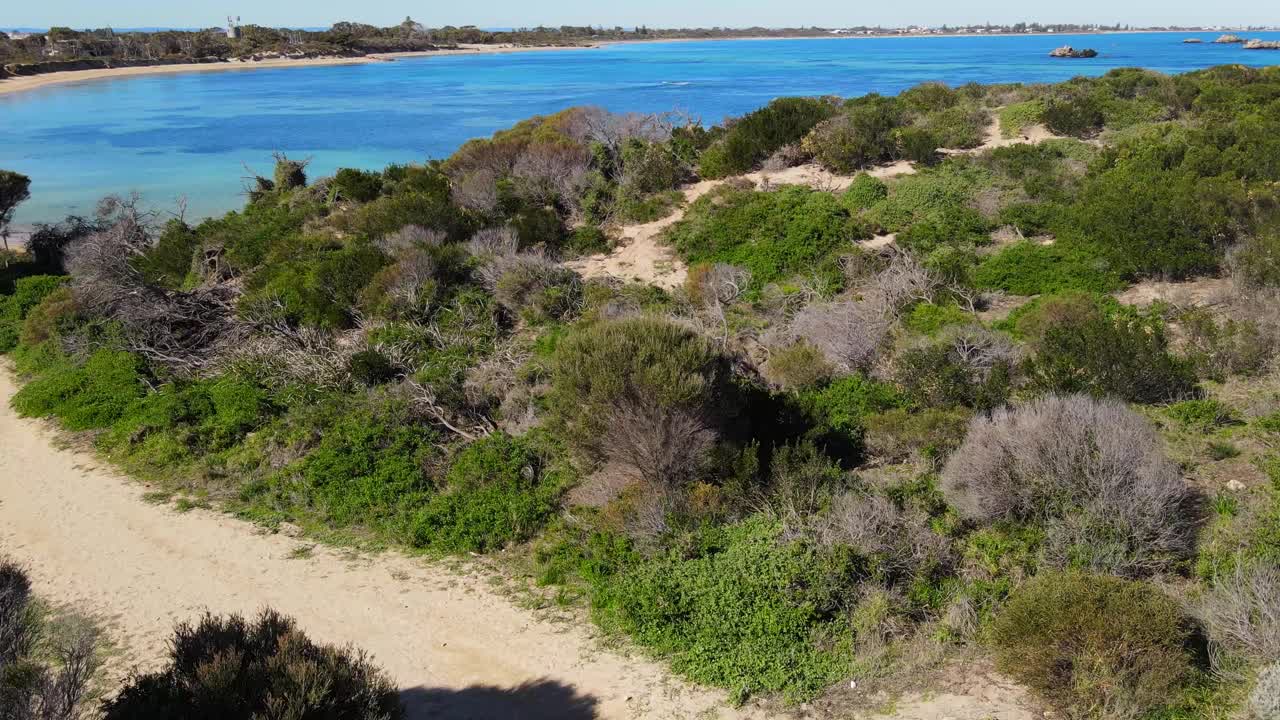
left=4, top=31, right=1280, bottom=224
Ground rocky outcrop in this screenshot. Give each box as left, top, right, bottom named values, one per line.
left=1183, top=38, right=1203, bottom=43
left=1049, top=46, right=1098, bottom=58
left=1213, top=34, right=1244, bottom=43
left=1243, top=39, right=1280, bottom=50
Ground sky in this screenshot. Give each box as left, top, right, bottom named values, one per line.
left=9, top=1, right=1277, bottom=31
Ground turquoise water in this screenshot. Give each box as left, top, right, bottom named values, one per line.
left=4, top=31, right=1280, bottom=224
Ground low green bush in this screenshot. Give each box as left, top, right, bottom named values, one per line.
left=408, top=433, right=562, bottom=553
left=841, top=173, right=889, bottom=211
left=589, top=516, right=855, bottom=702
left=0, top=274, right=66, bottom=352
left=12, top=349, right=146, bottom=430
left=700, top=97, right=837, bottom=178
left=902, top=302, right=971, bottom=336
left=103, top=609, right=403, bottom=720
left=289, top=398, right=439, bottom=525
left=803, top=94, right=906, bottom=173
left=1026, top=309, right=1197, bottom=404
left=991, top=572, right=1194, bottom=720
left=332, top=167, right=385, bottom=203
left=665, top=186, right=863, bottom=290
left=998, top=100, right=1045, bottom=137
left=974, top=241, right=1123, bottom=295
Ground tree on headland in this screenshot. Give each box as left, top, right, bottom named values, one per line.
left=0, top=170, right=32, bottom=267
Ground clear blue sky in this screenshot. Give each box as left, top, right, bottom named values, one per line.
left=11, top=1, right=1276, bottom=30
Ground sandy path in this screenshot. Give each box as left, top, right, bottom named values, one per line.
left=0, top=367, right=766, bottom=720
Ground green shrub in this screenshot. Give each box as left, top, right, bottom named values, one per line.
left=103, top=609, right=403, bottom=720
left=665, top=186, right=861, bottom=290
left=348, top=349, right=398, bottom=386
left=332, top=167, right=385, bottom=203
left=803, top=94, right=906, bottom=173
left=292, top=399, right=439, bottom=525
left=1167, top=399, right=1237, bottom=430
left=918, top=105, right=988, bottom=149
left=841, top=173, right=889, bottom=211
left=549, top=316, right=730, bottom=485
left=864, top=161, right=991, bottom=233
left=764, top=342, right=834, bottom=390
left=991, top=572, right=1193, bottom=720
left=12, top=349, right=146, bottom=430
left=902, top=302, right=970, bottom=336
left=1043, top=90, right=1106, bottom=138
left=863, top=407, right=971, bottom=463
left=1026, top=309, right=1197, bottom=404
left=974, top=241, right=1123, bottom=295
left=409, top=433, right=562, bottom=552
left=0, top=274, right=66, bottom=352
left=589, top=517, right=854, bottom=702
left=245, top=242, right=388, bottom=328
left=999, top=100, right=1045, bottom=137
left=134, top=219, right=199, bottom=289
left=893, top=331, right=1014, bottom=411
left=896, top=126, right=939, bottom=164
left=700, top=97, right=837, bottom=178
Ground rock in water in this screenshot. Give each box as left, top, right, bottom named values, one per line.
left=1213, top=34, right=1244, bottom=43
left=1049, top=46, right=1098, bottom=58
left=1243, top=39, right=1280, bottom=50
left=1183, top=38, right=1204, bottom=43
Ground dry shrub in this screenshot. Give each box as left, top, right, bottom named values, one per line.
left=1201, top=560, right=1280, bottom=667
left=815, top=491, right=954, bottom=580
left=0, top=558, right=99, bottom=720
left=1251, top=663, right=1280, bottom=720
left=761, top=143, right=811, bottom=172
left=376, top=224, right=444, bottom=254
left=450, top=168, right=500, bottom=212
left=466, top=226, right=520, bottom=259
left=65, top=212, right=245, bottom=375
left=787, top=298, right=892, bottom=373
left=941, top=394, right=1197, bottom=577
left=103, top=609, right=402, bottom=720
left=478, top=252, right=582, bottom=323
left=510, top=143, right=591, bottom=207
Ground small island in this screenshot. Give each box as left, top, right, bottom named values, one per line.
left=1243, top=39, right=1280, bottom=50
left=1049, top=45, right=1098, bottom=58
left=1183, top=38, right=1204, bottom=43
left=1213, top=34, right=1244, bottom=43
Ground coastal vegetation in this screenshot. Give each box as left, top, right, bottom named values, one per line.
left=4, top=63, right=1280, bottom=718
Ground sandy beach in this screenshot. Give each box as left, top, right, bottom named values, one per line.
left=0, top=42, right=602, bottom=97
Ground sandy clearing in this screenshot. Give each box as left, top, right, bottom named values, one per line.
left=566, top=160, right=917, bottom=288
left=0, top=366, right=765, bottom=720
left=1115, top=277, right=1236, bottom=307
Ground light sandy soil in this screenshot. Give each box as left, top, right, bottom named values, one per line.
left=0, top=43, right=599, bottom=97
left=1116, top=277, right=1236, bottom=307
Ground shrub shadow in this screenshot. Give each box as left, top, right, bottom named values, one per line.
left=401, top=678, right=599, bottom=720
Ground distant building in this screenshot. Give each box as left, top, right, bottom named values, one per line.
left=226, top=16, right=242, bottom=39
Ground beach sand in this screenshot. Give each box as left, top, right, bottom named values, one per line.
left=0, top=43, right=601, bottom=97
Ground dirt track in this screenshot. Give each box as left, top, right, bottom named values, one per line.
left=0, top=365, right=1036, bottom=719
left=0, top=367, right=762, bottom=720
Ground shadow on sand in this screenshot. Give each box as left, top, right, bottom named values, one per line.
left=401, top=678, right=600, bottom=719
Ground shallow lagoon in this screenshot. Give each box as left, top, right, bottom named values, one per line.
left=3, top=31, right=1280, bottom=224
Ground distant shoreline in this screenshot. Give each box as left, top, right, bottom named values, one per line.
left=0, top=43, right=602, bottom=97
left=0, top=29, right=1247, bottom=98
